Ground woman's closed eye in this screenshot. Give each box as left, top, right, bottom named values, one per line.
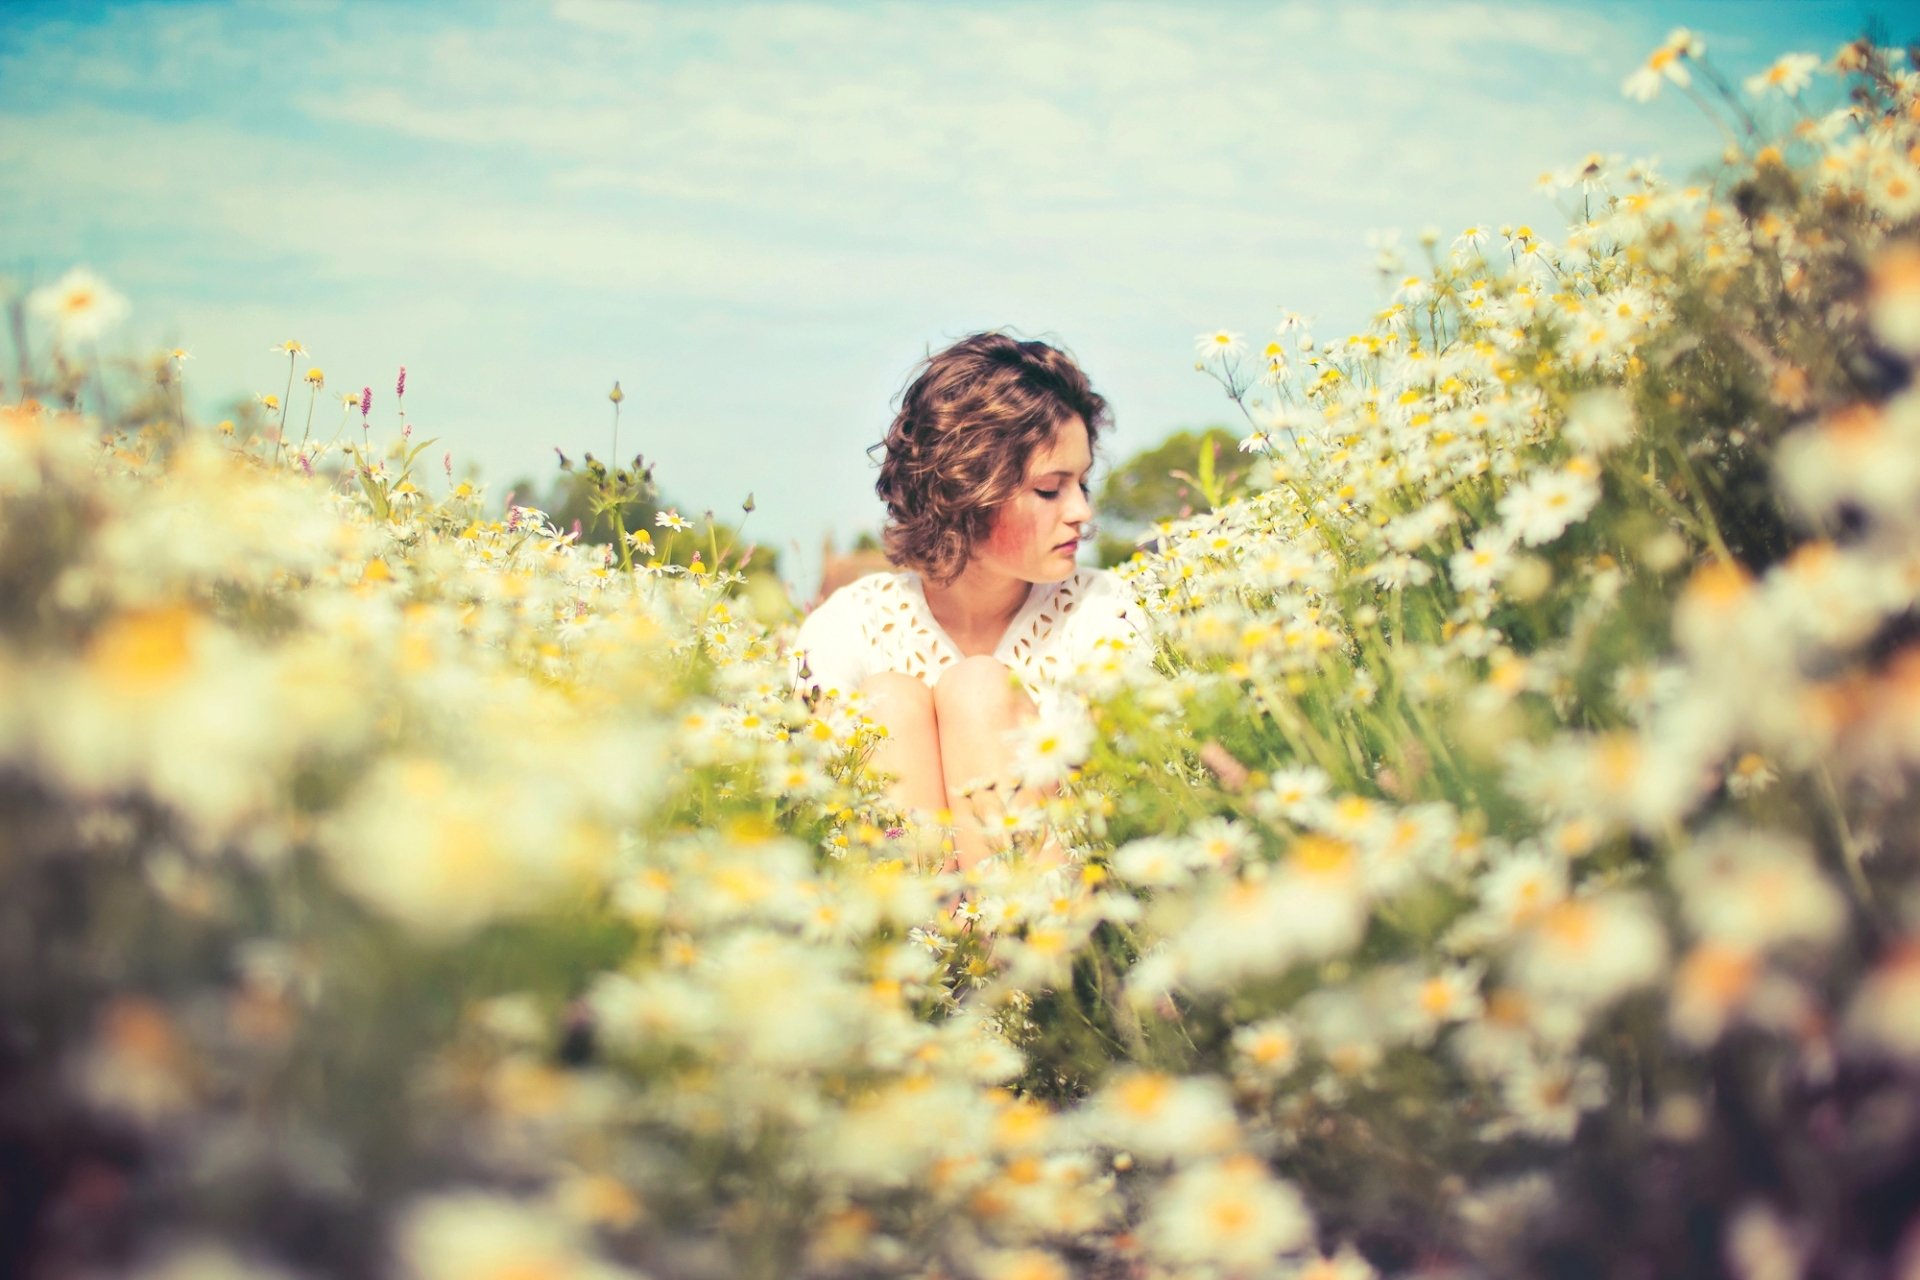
left=1036, top=482, right=1093, bottom=499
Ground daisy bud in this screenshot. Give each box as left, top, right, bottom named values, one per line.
left=609, top=380, right=624, bottom=404
left=742, top=492, right=756, bottom=513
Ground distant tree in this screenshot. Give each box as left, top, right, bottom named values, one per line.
left=1093, top=425, right=1254, bottom=566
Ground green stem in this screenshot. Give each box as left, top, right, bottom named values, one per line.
left=1250, top=676, right=1349, bottom=784
left=88, top=342, right=112, bottom=426
left=298, top=383, right=317, bottom=459
left=277, top=353, right=294, bottom=464
left=612, top=505, right=634, bottom=573
left=1813, top=763, right=1876, bottom=917
left=1659, top=433, right=1734, bottom=564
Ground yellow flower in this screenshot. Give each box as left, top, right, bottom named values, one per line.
left=305, top=368, right=325, bottom=388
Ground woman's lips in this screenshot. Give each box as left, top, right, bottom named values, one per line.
left=1055, top=539, right=1080, bottom=553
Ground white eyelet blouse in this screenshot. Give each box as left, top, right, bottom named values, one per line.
left=789, top=565, right=1145, bottom=698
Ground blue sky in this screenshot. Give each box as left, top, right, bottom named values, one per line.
left=0, top=0, right=1898, bottom=597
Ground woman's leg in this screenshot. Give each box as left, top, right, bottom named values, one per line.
left=931, top=656, right=1046, bottom=871
left=855, top=671, right=948, bottom=823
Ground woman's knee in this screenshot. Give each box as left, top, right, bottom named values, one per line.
left=932, top=656, right=1034, bottom=725
left=858, top=671, right=936, bottom=735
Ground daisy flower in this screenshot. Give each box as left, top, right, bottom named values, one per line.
left=1112, top=836, right=1190, bottom=887
left=1670, top=826, right=1844, bottom=951
left=1668, top=940, right=1763, bottom=1046
left=1142, top=1154, right=1313, bottom=1271
left=1008, top=701, right=1093, bottom=789
left=1450, top=534, right=1514, bottom=594
left=1195, top=330, right=1245, bottom=360
left=1231, top=1018, right=1301, bottom=1080
left=1623, top=28, right=1704, bottom=102
left=1868, top=240, right=1920, bottom=356
left=1496, top=466, right=1601, bottom=546
left=1744, top=52, right=1819, bottom=98
left=1253, top=764, right=1333, bottom=825
left=28, top=267, right=130, bottom=345
left=1497, top=1055, right=1608, bottom=1139
left=655, top=509, right=692, bottom=531
left=1562, top=387, right=1637, bottom=455
left=396, top=1191, right=643, bottom=1280
left=1508, top=892, right=1669, bottom=1013
left=1288, top=1244, right=1378, bottom=1280
left=1725, top=752, right=1778, bottom=798
left=1844, top=943, right=1920, bottom=1063
left=1085, top=1069, right=1240, bottom=1161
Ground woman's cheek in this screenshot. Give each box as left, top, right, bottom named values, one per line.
left=982, top=501, right=1040, bottom=561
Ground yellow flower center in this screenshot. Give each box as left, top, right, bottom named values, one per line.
left=89, top=605, right=200, bottom=696
left=1114, top=1072, right=1170, bottom=1118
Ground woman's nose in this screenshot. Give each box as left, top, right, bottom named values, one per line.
left=1066, top=488, right=1093, bottom=525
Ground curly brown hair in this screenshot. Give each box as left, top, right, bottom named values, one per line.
left=870, top=331, right=1111, bottom=586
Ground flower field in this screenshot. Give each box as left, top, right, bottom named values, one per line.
left=5, top=34, right=1920, bottom=1280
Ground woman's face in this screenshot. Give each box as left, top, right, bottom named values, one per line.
left=975, top=414, right=1095, bottom=582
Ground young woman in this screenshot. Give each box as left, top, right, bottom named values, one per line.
left=790, top=331, right=1144, bottom=871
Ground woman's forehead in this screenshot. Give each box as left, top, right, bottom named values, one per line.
left=1028, top=416, right=1092, bottom=474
